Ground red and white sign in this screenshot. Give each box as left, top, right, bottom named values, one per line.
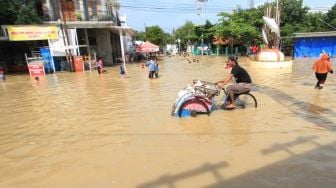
left=28, top=62, right=45, bottom=77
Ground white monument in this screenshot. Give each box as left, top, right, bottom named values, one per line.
left=250, top=0, right=292, bottom=68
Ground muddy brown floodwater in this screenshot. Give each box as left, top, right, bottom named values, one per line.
left=1, top=55, right=336, bottom=187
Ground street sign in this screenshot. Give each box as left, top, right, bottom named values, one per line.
left=28, top=61, right=45, bottom=77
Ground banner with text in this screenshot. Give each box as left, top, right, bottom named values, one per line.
left=8, top=25, right=58, bottom=41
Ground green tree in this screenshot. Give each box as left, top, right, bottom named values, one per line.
left=135, top=31, right=146, bottom=41
left=325, top=3, right=336, bottom=30
left=0, top=0, right=41, bottom=24
left=212, top=8, right=263, bottom=46
left=304, top=12, right=328, bottom=32
left=163, top=32, right=175, bottom=44
left=279, top=0, right=310, bottom=46
left=145, top=25, right=165, bottom=46
left=136, top=27, right=173, bottom=47
left=196, top=20, right=214, bottom=48
left=279, top=0, right=309, bottom=26
left=173, top=21, right=197, bottom=49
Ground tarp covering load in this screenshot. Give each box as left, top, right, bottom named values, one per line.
left=294, top=37, right=336, bottom=58
left=171, top=80, right=220, bottom=118
left=136, top=41, right=159, bottom=53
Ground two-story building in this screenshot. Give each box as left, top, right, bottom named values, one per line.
left=0, top=0, right=135, bottom=73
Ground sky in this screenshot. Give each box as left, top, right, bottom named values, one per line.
left=119, top=0, right=334, bottom=33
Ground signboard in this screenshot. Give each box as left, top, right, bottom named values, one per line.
left=28, top=61, right=45, bottom=77
left=8, top=25, right=58, bottom=41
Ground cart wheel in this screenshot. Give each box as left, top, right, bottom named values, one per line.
left=178, top=98, right=210, bottom=117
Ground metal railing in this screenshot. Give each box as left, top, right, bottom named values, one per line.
left=40, top=10, right=118, bottom=23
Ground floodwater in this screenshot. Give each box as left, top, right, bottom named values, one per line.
left=1, top=56, right=336, bottom=188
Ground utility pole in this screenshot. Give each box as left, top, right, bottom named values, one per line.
left=144, top=23, right=147, bottom=42
left=249, top=0, right=254, bottom=9
left=196, top=0, right=208, bottom=56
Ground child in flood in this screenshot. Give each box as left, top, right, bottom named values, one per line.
left=154, top=58, right=159, bottom=78
left=141, top=60, right=145, bottom=69
left=120, top=64, right=126, bottom=78
left=0, top=67, right=5, bottom=81
left=97, top=58, right=106, bottom=74
left=313, top=53, right=333, bottom=89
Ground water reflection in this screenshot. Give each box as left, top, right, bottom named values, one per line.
left=1, top=56, right=336, bottom=187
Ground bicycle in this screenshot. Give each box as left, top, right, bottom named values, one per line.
left=171, top=80, right=258, bottom=118
left=219, top=87, right=258, bottom=109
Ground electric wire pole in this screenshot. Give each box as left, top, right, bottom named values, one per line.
left=196, top=0, right=208, bottom=56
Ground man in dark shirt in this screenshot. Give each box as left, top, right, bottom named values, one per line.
left=216, top=56, right=252, bottom=109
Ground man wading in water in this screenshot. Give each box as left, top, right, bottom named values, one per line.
left=216, top=56, right=252, bottom=109
left=313, top=53, right=333, bottom=89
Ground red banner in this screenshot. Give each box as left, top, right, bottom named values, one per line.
left=28, top=62, right=45, bottom=77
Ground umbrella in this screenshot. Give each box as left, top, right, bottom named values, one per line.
left=136, top=41, right=159, bottom=53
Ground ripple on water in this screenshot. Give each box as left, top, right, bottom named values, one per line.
left=1, top=56, right=336, bottom=187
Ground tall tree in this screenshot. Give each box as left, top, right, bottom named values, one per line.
left=0, top=0, right=41, bottom=24
left=173, top=21, right=197, bottom=49
left=144, top=25, right=166, bottom=47
left=135, top=31, right=146, bottom=41
left=304, top=12, right=328, bottom=32
left=136, top=27, right=173, bottom=47
left=325, top=3, right=336, bottom=30
left=212, top=8, right=263, bottom=46
left=279, top=0, right=309, bottom=26
left=196, top=20, right=214, bottom=47
left=163, top=32, right=175, bottom=45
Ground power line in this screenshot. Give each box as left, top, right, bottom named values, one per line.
left=120, top=4, right=234, bottom=11
left=318, top=18, right=336, bottom=30
left=120, top=4, right=235, bottom=13
left=119, top=0, right=238, bottom=11
left=120, top=0, right=332, bottom=12
left=120, top=6, right=231, bottom=13
left=120, top=0, right=231, bottom=7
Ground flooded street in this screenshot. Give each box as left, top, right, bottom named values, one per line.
left=1, top=56, right=336, bottom=187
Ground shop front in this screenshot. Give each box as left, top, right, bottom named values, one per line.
left=0, top=25, right=58, bottom=75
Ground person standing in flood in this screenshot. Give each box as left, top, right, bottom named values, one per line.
left=120, top=64, right=126, bottom=79
left=141, top=60, right=145, bottom=69
left=146, top=57, right=156, bottom=79
left=313, top=53, right=333, bottom=89
left=97, top=57, right=104, bottom=74
left=0, top=67, right=5, bottom=81
left=154, top=58, right=159, bottom=78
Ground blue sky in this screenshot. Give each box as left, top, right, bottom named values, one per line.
left=119, top=0, right=334, bottom=33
